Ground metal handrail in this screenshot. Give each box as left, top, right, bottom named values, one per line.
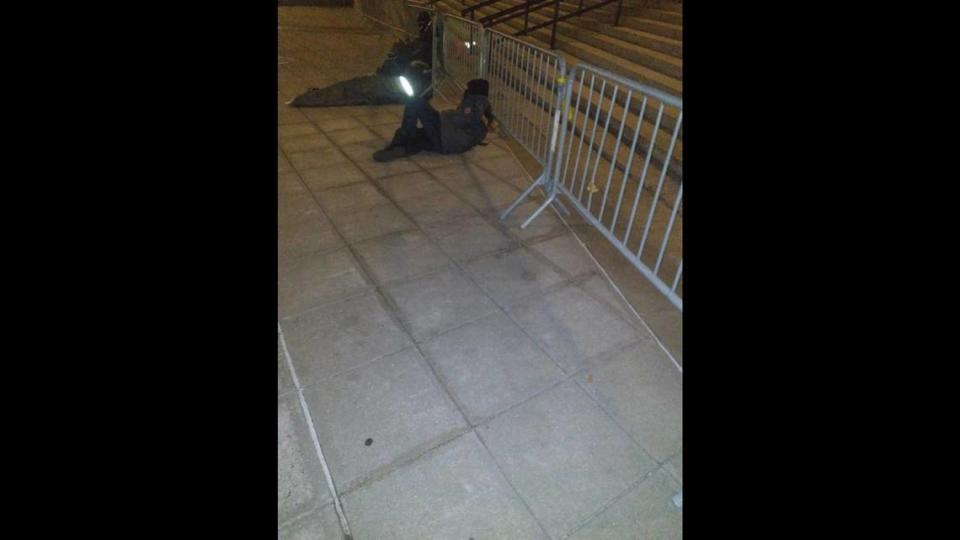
left=462, top=0, right=626, bottom=49
left=522, top=0, right=623, bottom=36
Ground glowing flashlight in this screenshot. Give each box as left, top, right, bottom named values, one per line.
left=398, top=76, right=414, bottom=97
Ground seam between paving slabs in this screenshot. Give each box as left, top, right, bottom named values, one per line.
left=560, top=461, right=680, bottom=540
left=278, top=322, right=353, bottom=540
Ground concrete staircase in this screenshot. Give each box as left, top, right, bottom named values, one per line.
left=443, top=0, right=682, bottom=96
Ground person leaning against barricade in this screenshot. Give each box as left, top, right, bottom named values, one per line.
left=373, top=78, right=497, bottom=162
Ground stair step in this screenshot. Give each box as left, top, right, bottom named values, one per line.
left=557, top=1, right=618, bottom=20
left=641, top=0, right=682, bottom=15
left=559, top=23, right=681, bottom=78
left=622, top=7, right=682, bottom=25
left=619, top=16, right=681, bottom=40
left=479, top=1, right=681, bottom=76
left=475, top=0, right=682, bottom=95
left=465, top=1, right=683, bottom=58
left=577, top=20, right=681, bottom=58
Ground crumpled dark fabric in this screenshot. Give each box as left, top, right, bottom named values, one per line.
left=288, top=31, right=432, bottom=108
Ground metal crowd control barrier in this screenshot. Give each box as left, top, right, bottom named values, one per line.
left=435, top=13, right=485, bottom=92
left=553, top=63, right=683, bottom=310
left=485, top=28, right=569, bottom=228
left=428, top=15, right=683, bottom=310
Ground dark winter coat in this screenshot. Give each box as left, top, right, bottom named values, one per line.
left=439, top=93, right=492, bottom=154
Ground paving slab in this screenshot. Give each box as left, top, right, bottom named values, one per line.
left=352, top=230, right=453, bottom=286
left=665, top=451, right=682, bottom=484
left=506, top=284, right=648, bottom=373
left=279, top=504, right=343, bottom=540
left=478, top=382, right=657, bottom=539
left=282, top=291, right=411, bottom=386
left=376, top=171, right=448, bottom=203
left=278, top=248, right=370, bottom=318
left=530, top=233, right=599, bottom=278
left=278, top=336, right=294, bottom=396
left=299, top=160, right=369, bottom=192
left=286, top=146, right=350, bottom=171
left=303, top=347, right=467, bottom=492
left=383, top=267, right=499, bottom=342
left=577, top=340, right=682, bottom=462
left=278, top=393, right=331, bottom=524
left=463, top=247, right=565, bottom=307
left=278, top=213, right=343, bottom=261
left=325, top=202, right=417, bottom=244
left=427, top=215, right=516, bottom=263
left=569, top=469, right=682, bottom=540
left=315, top=181, right=389, bottom=218
left=423, top=311, right=565, bottom=425
left=280, top=132, right=335, bottom=153
left=342, top=432, right=547, bottom=540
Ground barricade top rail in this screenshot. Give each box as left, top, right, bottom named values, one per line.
left=484, top=26, right=567, bottom=65
left=568, top=62, right=682, bottom=110
left=439, top=12, right=485, bottom=26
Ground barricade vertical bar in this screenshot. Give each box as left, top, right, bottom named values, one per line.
left=529, top=50, right=540, bottom=149
left=637, top=110, right=682, bottom=258
left=562, top=70, right=586, bottom=191
left=546, top=68, right=571, bottom=201
left=496, top=36, right=507, bottom=124
left=570, top=74, right=596, bottom=198
left=520, top=48, right=532, bottom=148
left=671, top=261, right=683, bottom=292
left=432, top=9, right=438, bottom=91
left=609, top=96, right=646, bottom=229
left=525, top=49, right=535, bottom=150
left=533, top=53, right=544, bottom=159
left=654, top=182, right=682, bottom=275
left=598, top=90, right=632, bottom=222
left=529, top=50, right=542, bottom=151
left=509, top=40, right=520, bottom=138
left=478, top=25, right=486, bottom=78
left=623, top=103, right=664, bottom=245
left=578, top=79, right=606, bottom=201
left=587, top=85, right=619, bottom=211
left=538, top=56, right=552, bottom=160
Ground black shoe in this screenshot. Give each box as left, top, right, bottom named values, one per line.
left=373, top=144, right=419, bottom=162
left=373, top=145, right=407, bottom=162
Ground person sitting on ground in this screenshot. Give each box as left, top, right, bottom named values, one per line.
left=373, top=78, right=497, bottom=162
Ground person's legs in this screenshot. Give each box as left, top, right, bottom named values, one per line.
left=413, top=102, right=442, bottom=151
left=376, top=99, right=442, bottom=161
